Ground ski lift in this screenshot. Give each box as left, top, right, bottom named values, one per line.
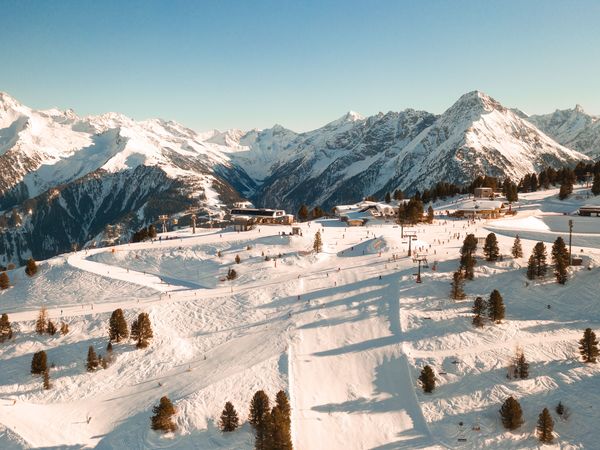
left=457, top=421, right=467, bottom=442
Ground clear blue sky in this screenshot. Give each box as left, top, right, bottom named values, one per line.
left=1, top=0, right=599, bottom=132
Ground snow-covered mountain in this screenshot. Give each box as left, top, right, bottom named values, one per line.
left=217, top=91, right=587, bottom=212
left=0, top=90, right=592, bottom=263
left=527, top=105, right=600, bottom=158
left=0, top=92, right=246, bottom=263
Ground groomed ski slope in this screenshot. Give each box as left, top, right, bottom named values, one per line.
left=0, top=187, right=599, bottom=449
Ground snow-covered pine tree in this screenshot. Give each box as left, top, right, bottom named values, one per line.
left=219, top=401, right=240, bottom=432
left=151, top=396, right=177, bottom=433
left=0, top=272, right=9, bottom=290
left=313, top=231, right=323, bottom=253
left=450, top=271, right=465, bottom=300
left=86, top=346, right=99, bottom=372
left=109, top=308, right=129, bottom=342
left=418, top=365, right=436, bottom=393
left=134, top=313, right=153, bottom=348
left=0, top=313, right=13, bottom=342
left=511, top=235, right=523, bottom=258
left=537, top=407, right=554, bottom=443
left=488, top=289, right=505, bottom=323
left=579, top=328, right=599, bottom=363
left=499, top=396, right=524, bottom=430
left=483, top=233, right=500, bottom=261
left=25, top=258, right=38, bottom=277
left=31, top=350, right=47, bottom=374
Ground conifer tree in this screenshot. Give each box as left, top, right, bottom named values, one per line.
left=592, top=172, right=600, bottom=196
left=148, top=224, right=157, bottom=239
left=0, top=313, right=13, bottom=342
left=31, top=350, right=47, bottom=374
left=60, top=322, right=69, bottom=335
left=269, top=390, right=292, bottom=450
left=255, top=410, right=272, bottom=450
left=527, top=242, right=547, bottom=279
left=483, top=233, right=500, bottom=261
left=537, top=407, right=554, bottom=443
left=35, top=307, right=48, bottom=335
left=298, top=205, right=309, bottom=222
left=109, top=308, right=129, bottom=342
left=551, top=237, right=569, bottom=284
left=450, top=271, right=465, bottom=300
left=25, top=258, right=38, bottom=277
left=472, top=296, right=485, bottom=328
left=86, top=346, right=99, bottom=371
left=460, top=234, right=477, bottom=280
left=249, top=390, right=270, bottom=428
left=313, top=231, right=323, bottom=253
left=220, top=401, right=240, bottom=432
left=426, top=205, right=434, bottom=223
left=235, top=254, right=241, bottom=264
left=46, top=320, right=57, bottom=336
left=0, top=272, right=9, bottom=290
left=131, top=318, right=139, bottom=341
left=43, top=368, right=51, bottom=390
left=385, top=192, right=391, bottom=203
left=488, top=289, right=505, bottom=323
left=515, top=349, right=529, bottom=379
left=511, top=235, right=523, bottom=258
left=579, top=328, right=599, bottom=363
left=133, top=312, right=153, bottom=348
left=499, top=396, right=524, bottom=430
left=151, top=396, right=177, bottom=433
left=558, top=181, right=573, bottom=200
left=418, top=365, right=436, bottom=393
left=270, top=404, right=293, bottom=450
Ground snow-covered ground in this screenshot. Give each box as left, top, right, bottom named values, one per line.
left=0, top=187, right=599, bottom=449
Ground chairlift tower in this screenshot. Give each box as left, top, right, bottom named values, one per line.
left=158, top=215, right=169, bottom=234
left=404, top=230, right=417, bottom=257
left=413, top=253, right=428, bottom=283
left=190, top=212, right=197, bottom=234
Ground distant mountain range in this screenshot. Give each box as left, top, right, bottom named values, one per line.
left=0, top=90, right=594, bottom=263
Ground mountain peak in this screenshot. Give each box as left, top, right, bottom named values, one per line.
left=574, top=104, right=586, bottom=114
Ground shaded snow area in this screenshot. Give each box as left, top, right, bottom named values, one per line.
left=1, top=188, right=600, bottom=448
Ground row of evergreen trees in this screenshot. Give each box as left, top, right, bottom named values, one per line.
left=0, top=258, right=38, bottom=290
left=526, top=237, right=570, bottom=284
left=499, top=397, right=555, bottom=443
left=132, top=225, right=158, bottom=243
left=150, top=390, right=293, bottom=450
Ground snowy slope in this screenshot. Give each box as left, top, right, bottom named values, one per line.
left=1, top=186, right=600, bottom=448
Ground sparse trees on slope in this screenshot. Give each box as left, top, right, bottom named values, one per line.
left=551, top=237, right=569, bottom=284
left=35, top=307, right=48, bottom=335
left=0, top=272, right=9, bottom=290
left=537, top=408, right=554, bottom=443
left=419, top=365, right=436, bottom=393
left=86, top=346, right=99, bottom=371
left=579, top=328, right=599, bottom=363
left=0, top=314, right=13, bottom=342
left=511, top=235, right=523, bottom=258
left=488, top=290, right=505, bottom=323
left=483, top=233, right=500, bottom=261
left=526, top=242, right=547, bottom=280
left=25, top=258, right=38, bottom=277
left=450, top=271, right=465, bottom=300
left=500, top=396, right=523, bottom=430
left=151, top=396, right=177, bottom=433
left=131, top=312, right=153, bottom=348
left=109, top=308, right=129, bottom=342
left=31, top=350, right=47, bottom=374
left=313, top=231, right=323, bottom=253
left=220, top=401, right=240, bottom=432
